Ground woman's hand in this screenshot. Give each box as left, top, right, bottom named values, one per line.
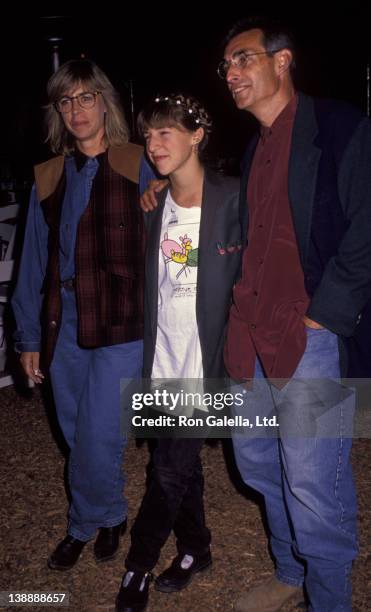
left=20, top=351, right=45, bottom=384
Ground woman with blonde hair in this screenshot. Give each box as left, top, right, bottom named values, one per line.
left=12, top=59, right=146, bottom=572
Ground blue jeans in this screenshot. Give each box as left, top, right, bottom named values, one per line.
left=232, top=328, right=358, bottom=611
left=49, top=288, right=143, bottom=541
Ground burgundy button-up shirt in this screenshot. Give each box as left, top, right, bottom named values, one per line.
left=225, top=95, right=310, bottom=381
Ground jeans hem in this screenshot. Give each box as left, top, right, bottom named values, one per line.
left=68, top=513, right=126, bottom=541
left=99, top=514, right=127, bottom=529
left=275, top=570, right=303, bottom=588
left=67, top=527, right=94, bottom=542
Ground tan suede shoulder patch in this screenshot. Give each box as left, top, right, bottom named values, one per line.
left=33, top=143, right=143, bottom=201
left=108, top=143, right=144, bottom=184
left=34, top=156, right=65, bottom=202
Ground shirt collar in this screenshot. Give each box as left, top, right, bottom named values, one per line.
left=74, top=149, right=107, bottom=172
left=260, top=92, right=298, bottom=141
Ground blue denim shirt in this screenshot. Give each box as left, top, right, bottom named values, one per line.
left=12, top=154, right=155, bottom=353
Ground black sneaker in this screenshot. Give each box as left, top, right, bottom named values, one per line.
left=154, top=550, right=212, bottom=593
left=115, top=570, right=152, bottom=612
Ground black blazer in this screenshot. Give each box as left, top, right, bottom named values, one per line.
left=143, top=169, right=241, bottom=379
left=239, top=93, right=371, bottom=375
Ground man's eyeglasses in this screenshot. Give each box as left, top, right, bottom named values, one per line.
left=217, top=49, right=282, bottom=80
left=54, top=91, right=102, bottom=113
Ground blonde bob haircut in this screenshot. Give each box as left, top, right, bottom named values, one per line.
left=45, top=59, right=130, bottom=155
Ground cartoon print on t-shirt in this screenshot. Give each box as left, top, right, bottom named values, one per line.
left=160, top=232, right=198, bottom=279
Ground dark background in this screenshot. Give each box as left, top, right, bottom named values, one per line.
left=1, top=7, right=370, bottom=184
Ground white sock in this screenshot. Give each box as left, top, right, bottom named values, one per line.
left=180, top=554, right=194, bottom=569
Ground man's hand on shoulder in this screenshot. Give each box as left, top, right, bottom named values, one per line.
left=140, top=179, right=169, bottom=212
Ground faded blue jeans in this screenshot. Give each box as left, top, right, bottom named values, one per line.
left=49, top=288, right=143, bottom=541
left=231, top=328, right=358, bottom=611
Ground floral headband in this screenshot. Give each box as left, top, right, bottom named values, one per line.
left=154, top=94, right=212, bottom=131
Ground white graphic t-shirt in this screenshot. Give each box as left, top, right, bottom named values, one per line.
left=151, top=192, right=203, bottom=380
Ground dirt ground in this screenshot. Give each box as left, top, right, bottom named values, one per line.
left=1, top=385, right=370, bottom=611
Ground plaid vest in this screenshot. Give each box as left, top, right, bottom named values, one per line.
left=37, top=147, right=144, bottom=368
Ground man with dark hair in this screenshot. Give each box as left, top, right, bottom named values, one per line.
left=224, top=16, right=296, bottom=69
left=218, top=15, right=371, bottom=612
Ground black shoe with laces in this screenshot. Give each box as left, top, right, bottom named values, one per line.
left=154, top=550, right=212, bottom=593
left=115, top=570, right=152, bottom=612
